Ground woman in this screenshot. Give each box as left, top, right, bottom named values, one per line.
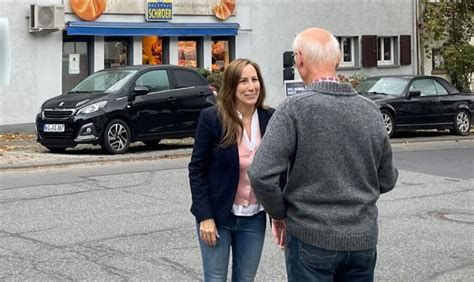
left=189, top=58, right=277, bottom=281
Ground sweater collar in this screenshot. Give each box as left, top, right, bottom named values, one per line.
left=306, top=80, right=358, bottom=96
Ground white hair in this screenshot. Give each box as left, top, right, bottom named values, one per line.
left=292, top=30, right=341, bottom=67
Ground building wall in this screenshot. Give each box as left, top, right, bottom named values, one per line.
left=240, top=0, right=417, bottom=106
left=0, top=1, right=63, bottom=126
left=0, top=0, right=417, bottom=128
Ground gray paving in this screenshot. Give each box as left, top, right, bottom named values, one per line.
left=0, top=140, right=473, bottom=280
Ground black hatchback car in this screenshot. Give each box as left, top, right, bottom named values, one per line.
left=36, top=65, right=215, bottom=154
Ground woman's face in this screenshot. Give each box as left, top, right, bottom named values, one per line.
left=234, top=64, right=260, bottom=111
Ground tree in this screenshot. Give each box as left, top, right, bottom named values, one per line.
left=420, top=0, right=474, bottom=92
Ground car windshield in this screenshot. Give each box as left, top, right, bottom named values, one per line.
left=68, top=70, right=137, bottom=94
left=356, top=77, right=409, bottom=97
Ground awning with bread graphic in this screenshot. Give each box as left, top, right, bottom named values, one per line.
left=67, top=0, right=236, bottom=21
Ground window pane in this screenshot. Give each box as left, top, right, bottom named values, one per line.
left=343, top=38, right=352, bottom=62
left=212, top=40, right=230, bottom=72
left=142, top=36, right=163, bottom=65
left=63, top=42, right=75, bottom=54
left=178, top=40, right=197, bottom=68
left=433, top=80, right=448, bottom=95
left=135, top=70, right=170, bottom=92
left=105, top=40, right=129, bottom=69
left=432, top=48, right=445, bottom=70
left=62, top=41, right=89, bottom=93
left=383, top=38, right=391, bottom=60
left=410, top=79, right=437, bottom=96
left=174, top=69, right=202, bottom=88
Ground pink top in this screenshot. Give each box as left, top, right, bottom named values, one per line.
left=232, top=110, right=263, bottom=216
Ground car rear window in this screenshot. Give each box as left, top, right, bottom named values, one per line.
left=173, top=69, right=205, bottom=88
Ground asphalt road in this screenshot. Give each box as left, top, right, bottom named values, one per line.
left=0, top=140, right=473, bottom=280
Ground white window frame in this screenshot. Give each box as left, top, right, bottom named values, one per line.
left=377, top=37, right=394, bottom=66
left=337, top=37, right=355, bottom=67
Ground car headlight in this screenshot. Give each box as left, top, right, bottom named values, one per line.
left=76, top=101, right=107, bottom=115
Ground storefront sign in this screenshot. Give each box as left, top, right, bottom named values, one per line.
left=64, top=0, right=234, bottom=16
left=146, top=0, right=173, bottom=21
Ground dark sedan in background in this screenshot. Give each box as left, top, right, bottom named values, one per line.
left=355, top=75, right=473, bottom=137
left=36, top=65, right=215, bottom=154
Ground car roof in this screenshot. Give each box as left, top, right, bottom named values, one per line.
left=366, top=75, right=444, bottom=80
left=102, top=64, right=197, bottom=72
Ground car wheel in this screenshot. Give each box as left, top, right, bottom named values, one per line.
left=381, top=109, right=395, bottom=137
left=451, top=110, right=470, bottom=136
left=143, top=139, right=161, bottom=147
left=46, top=146, right=67, bottom=153
left=102, top=119, right=131, bottom=154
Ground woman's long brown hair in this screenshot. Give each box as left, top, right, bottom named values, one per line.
left=217, top=58, right=266, bottom=147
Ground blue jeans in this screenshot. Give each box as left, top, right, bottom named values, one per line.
left=196, top=212, right=266, bottom=282
left=285, top=233, right=377, bottom=282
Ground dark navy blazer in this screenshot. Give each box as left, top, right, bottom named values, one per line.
left=188, top=106, right=276, bottom=225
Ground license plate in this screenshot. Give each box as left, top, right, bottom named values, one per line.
left=43, top=124, right=65, bottom=132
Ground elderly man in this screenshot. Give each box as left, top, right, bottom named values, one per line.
left=248, top=27, right=398, bottom=281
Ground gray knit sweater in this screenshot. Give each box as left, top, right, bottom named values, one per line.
left=248, top=81, right=398, bottom=251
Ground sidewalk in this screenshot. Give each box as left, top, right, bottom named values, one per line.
left=1, top=131, right=473, bottom=171
left=0, top=134, right=193, bottom=171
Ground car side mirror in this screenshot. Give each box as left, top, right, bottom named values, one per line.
left=408, top=90, right=421, bottom=99
left=133, top=86, right=150, bottom=97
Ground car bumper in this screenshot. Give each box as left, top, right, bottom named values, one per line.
left=36, top=112, right=106, bottom=148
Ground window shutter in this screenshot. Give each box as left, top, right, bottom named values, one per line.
left=400, top=35, right=411, bottom=65
left=362, top=35, right=377, bottom=67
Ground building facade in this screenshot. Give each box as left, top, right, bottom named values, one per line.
left=0, top=0, right=418, bottom=130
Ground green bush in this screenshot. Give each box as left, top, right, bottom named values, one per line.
left=207, top=72, right=224, bottom=92
left=196, top=68, right=211, bottom=79
left=442, top=43, right=474, bottom=93
left=196, top=68, right=223, bottom=92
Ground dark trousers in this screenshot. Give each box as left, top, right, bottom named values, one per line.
left=285, top=233, right=377, bottom=282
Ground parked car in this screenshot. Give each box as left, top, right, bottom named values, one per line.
left=355, top=75, right=473, bottom=137
left=36, top=65, right=216, bottom=154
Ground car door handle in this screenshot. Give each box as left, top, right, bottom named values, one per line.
left=168, top=97, right=177, bottom=102
left=198, top=91, right=208, bottom=96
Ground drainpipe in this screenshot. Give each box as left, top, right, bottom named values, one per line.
left=416, top=0, right=424, bottom=75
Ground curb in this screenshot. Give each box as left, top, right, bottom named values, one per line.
left=0, top=149, right=193, bottom=171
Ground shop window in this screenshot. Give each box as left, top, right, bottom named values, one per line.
left=142, top=36, right=168, bottom=65
left=212, top=40, right=229, bottom=72
left=104, top=38, right=131, bottom=69
left=178, top=38, right=202, bottom=68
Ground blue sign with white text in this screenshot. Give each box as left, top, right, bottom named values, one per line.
left=146, top=1, right=172, bottom=21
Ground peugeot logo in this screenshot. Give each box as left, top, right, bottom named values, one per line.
left=58, top=102, right=64, bottom=107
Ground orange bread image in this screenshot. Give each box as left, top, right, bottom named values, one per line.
left=213, top=0, right=235, bottom=20
left=70, top=0, right=106, bottom=21
left=224, top=0, right=235, bottom=14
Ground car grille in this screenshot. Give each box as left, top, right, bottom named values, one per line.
left=39, top=131, right=75, bottom=139
left=43, top=109, right=74, bottom=119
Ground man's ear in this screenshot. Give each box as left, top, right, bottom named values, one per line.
left=335, top=53, right=342, bottom=68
